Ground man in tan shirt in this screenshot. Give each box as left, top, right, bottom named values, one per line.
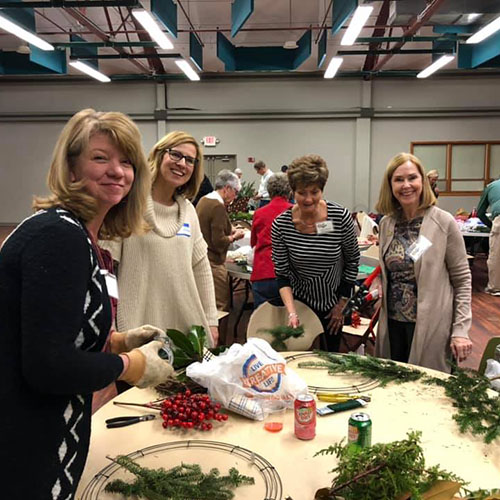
left=196, top=169, right=245, bottom=312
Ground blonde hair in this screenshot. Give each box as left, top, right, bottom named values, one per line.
left=148, top=131, right=204, bottom=200
left=287, top=154, right=329, bottom=192
left=33, top=108, right=150, bottom=239
left=427, top=169, right=439, bottom=179
left=375, top=152, right=436, bottom=216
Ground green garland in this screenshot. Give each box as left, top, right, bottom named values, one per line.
left=257, top=325, right=305, bottom=351
left=298, top=352, right=500, bottom=444
left=426, top=369, right=500, bottom=444
left=104, top=456, right=254, bottom=499
left=314, top=430, right=463, bottom=500
left=299, top=351, right=424, bottom=386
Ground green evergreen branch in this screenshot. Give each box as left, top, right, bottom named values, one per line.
left=314, top=431, right=464, bottom=500
left=299, top=353, right=500, bottom=444
left=104, top=456, right=254, bottom=499
left=257, top=325, right=305, bottom=351
left=299, top=352, right=424, bottom=386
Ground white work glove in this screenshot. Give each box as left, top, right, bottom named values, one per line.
left=111, top=324, right=166, bottom=353
left=120, top=339, right=174, bottom=389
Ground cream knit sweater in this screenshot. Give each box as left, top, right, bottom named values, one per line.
left=102, top=195, right=218, bottom=347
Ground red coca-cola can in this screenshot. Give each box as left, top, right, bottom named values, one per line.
left=294, top=394, right=316, bottom=440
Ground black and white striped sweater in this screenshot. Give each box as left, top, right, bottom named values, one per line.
left=271, top=201, right=360, bottom=312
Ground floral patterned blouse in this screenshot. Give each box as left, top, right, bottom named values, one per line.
left=384, top=217, right=423, bottom=322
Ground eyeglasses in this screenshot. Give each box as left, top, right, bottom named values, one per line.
left=166, top=149, right=198, bottom=167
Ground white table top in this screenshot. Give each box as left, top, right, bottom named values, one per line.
left=461, top=231, right=490, bottom=238
left=77, top=352, right=500, bottom=499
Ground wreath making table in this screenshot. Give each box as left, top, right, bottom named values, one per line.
left=77, top=352, right=500, bottom=499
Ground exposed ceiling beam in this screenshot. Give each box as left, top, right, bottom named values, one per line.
left=363, top=0, right=390, bottom=72
left=126, top=6, right=165, bottom=75
left=70, top=53, right=181, bottom=59
left=64, top=7, right=149, bottom=73
left=177, top=0, right=204, bottom=47
left=340, top=48, right=455, bottom=55
left=372, top=0, right=448, bottom=73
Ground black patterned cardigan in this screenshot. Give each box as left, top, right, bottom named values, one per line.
left=0, top=207, right=123, bottom=499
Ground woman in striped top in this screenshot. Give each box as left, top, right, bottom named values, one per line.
left=271, top=154, right=360, bottom=351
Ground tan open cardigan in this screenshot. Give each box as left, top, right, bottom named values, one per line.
left=375, top=206, right=472, bottom=373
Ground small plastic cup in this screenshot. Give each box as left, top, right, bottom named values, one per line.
left=264, top=405, right=286, bottom=433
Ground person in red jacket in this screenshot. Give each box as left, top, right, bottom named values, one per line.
left=250, top=173, right=293, bottom=309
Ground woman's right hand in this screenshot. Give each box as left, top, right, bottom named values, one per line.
left=120, top=339, right=174, bottom=388
left=232, top=228, right=245, bottom=241
left=288, top=312, right=300, bottom=328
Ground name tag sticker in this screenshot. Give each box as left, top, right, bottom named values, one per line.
left=101, top=270, right=119, bottom=299
left=176, top=222, right=191, bottom=238
left=406, top=235, right=432, bottom=262
left=316, top=220, right=334, bottom=234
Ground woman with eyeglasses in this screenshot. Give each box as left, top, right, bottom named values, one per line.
left=102, top=131, right=219, bottom=347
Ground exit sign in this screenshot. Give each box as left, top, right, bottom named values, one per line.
left=202, top=136, right=217, bottom=147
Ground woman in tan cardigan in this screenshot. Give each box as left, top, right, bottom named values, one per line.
left=374, top=153, right=473, bottom=373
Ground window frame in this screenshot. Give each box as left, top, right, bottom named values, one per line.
left=410, top=141, right=500, bottom=196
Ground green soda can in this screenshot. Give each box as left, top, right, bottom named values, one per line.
left=348, top=412, right=372, bottom=449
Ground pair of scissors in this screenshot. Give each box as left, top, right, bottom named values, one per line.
left=105, top=414, right=156, bottom=429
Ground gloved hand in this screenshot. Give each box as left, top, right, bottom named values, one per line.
left=120, top=339, right=174, bottom=389
left=111, top=325, right=165, bottom=354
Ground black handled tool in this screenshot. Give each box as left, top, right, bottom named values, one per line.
left=105, top=414, right=156, bottom=429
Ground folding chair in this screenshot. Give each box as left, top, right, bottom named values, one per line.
left=246, top=300, right=323, bottom=351
left=340, top=302, right=380, bottom=353
left=478, top=336, right=500, bottom=375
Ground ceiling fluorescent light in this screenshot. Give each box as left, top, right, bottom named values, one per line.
left=466, top=15, right=500, bottom=44
left=341, top=6, right=373, bottom=46
left=70, top=61, right=111, bottom=83
left=324, top=57, right=343, bottom=79
left=416, top=54, right=454, bottom=79
left=175, top=59, right=200, bottom=81
left=132, top=9, right=173, bottom=50
left=0, top=14, right=54, bottom=51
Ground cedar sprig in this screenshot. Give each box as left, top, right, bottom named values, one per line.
left=425, top=367, right=500, bottom=444
left=299, top=352, right=424, bottom=386
left=314, top=431, right=463, bottom=500
left=104, top=456, right=254, bottom=499
left=257, top=325, right=305, bottom=351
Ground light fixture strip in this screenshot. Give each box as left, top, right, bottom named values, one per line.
left=416, top=55, right=454, bottom=79
left=0, top=14, right=54, bottom=51
left=466, top=15, right=500, bottom=44
left=324, top=56, right=343, bottom=79
left=340, top=6, right=373, bottom=46
left=69, top=61, right=111, bottom=83
left=175, top=59, right=200, bottom=81
left=132, top=9, right=173, bottom=50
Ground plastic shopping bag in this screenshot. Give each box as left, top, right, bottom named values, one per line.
left=485, top=359, right=500, bottom=393
left=186, top=338, right=308, bottom=420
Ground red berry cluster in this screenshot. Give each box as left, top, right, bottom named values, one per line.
left=160, top=389, right=228, bottom=431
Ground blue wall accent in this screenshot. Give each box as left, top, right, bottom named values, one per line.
left=71, top=34, right=99, bottom=71
left=0, top=48, right=66, bottom=74
left=458, top=30, right=500, bottom=68
left=433, top=25, right=477, bottom=34
left=331, top=0, right=357, bottom=37
left=217, top=32, right=236, bottom=71
left=190, top=32, right=203, bottom=71
left=30, top=45, right=66, bottom=73
left=318, top=30, right=327, bottom=68
left=231, top=0, right=254, bottom=38
left=152, top=0, right=177, bottom=38
left=432, top=40, right=455, bottom=62
left=1, top=0, right=36, bottom=32
left=217, top=30, right=311, bottom=71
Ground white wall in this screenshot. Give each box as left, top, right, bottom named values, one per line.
left=1, top=76, right=500, bottom=223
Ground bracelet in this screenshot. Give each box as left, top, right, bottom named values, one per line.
left=288, top=312, right=298, bottom=318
